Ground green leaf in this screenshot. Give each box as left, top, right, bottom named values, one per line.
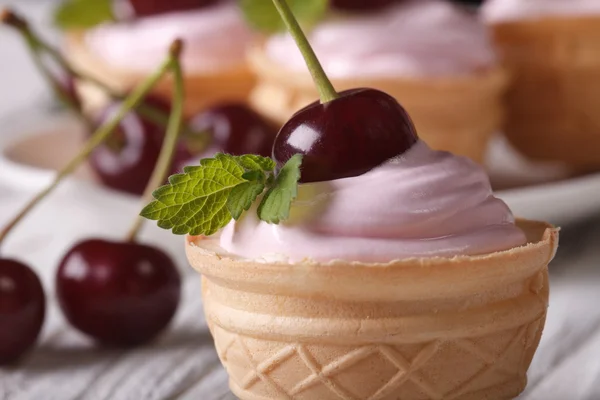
left=54, top=0, right=115, bottom=30
left=236, top=154, right=276, bottom=172
left=258, top=154, right=303, bottom=224
left=140, top=154, right=247, bottom=236
left=240, top=0, right=329, bottom=34
left=242, top=170, right=266, bottom=182
left=227, top=181, right=266, bottom=220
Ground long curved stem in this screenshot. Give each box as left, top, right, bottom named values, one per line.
left=271, top=0, right=338, bottom=103
left=2, top=9, right=86, bottom=123
left=0, top=42, right=182, bottom=249
left=1, top=9, right=202, bottom=142
left=126, top=40, right=185, bottom=242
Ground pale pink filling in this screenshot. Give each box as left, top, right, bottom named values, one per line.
left=220, top=141, right=526, bottom=263
left=482, top=0, right=600, bottom=23
left=265, top=0, right=496, bottom=78
left=83, top=1, right=254, bottom=73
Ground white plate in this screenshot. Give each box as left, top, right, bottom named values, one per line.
left=1, top=108, right=600, bottom=226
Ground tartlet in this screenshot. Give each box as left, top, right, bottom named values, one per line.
left=137, top=3, right=560, bottom=398
left=186, top=219, right=558, bottom=400
left=249, top=0, right=507, bottom=163
left=483, top=0, right=600, bottom=169
left=63, top=1, right=256, bottom=115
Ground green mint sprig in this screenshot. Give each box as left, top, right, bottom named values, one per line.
left=54, top=0, right=115, bottom=30
left=240, top=0, right=328, bottom=34
left=140, top=153, right=303, bottom=236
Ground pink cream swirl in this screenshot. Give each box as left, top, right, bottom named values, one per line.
left=482, top=0, right=600, bottom=23
left=220, top=141, right=526, bottom=263
left=83, top=1, right=253, bottom=73
left=265, top=0, right=497, bottom=78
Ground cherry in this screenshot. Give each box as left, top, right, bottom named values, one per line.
left=56, top=239, right=181, bottom=346
left=120, top=0, right=221, bottom=18
left=0, top=259, right=45, bottom=365
left=331, top=0, right=395, bottom=12
left=56, top=42, right=184, bottom=347
left=273, top=88, right=417, bottom=183
left=269, top=0, right=418, bottom=183
left=88, top=95, right=169, bottom=195
left=174, top=103, right=277, bottom=171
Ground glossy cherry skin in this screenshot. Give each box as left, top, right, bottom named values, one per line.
left=0, top=259, right=45, bottom=365
left=331, top=0, right=395, bottom=12
left=89, top=95, right=169, bottom=196
left=124, top=0, right=220, bottom=17
left=273, top=88, right=418, bottom=183
left=56, top=239, right=181, bottom=346
left=173, top=103, right=277, bottom=172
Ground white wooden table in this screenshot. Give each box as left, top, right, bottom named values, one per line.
left=0, top=2, right=599, bottom=399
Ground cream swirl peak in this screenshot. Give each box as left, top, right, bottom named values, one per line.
left=220, top=141, right=526, bottom=263
left=265, top=0, right=496, bottom=78
left=83, top=1, right=253, bottom=72
left=482, top=0, right=600, bottom=23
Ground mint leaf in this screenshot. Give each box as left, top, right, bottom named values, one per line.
left=227, top=181, right=266, bottom=220
left=141, top=152, right=304, bottom=234
left=242, top=170, right=266, bottom=182
left=54, top=0, right=115, bottom=30
left=258, top=154, right=303, bottom=224
left=236, top=154, right=276, bottom=172
left=140, top=154, right=246, bottom=236
left=240, top=0, right=329, bottom=34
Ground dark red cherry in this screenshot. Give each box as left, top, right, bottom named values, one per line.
left=0, top=259, right=45, bottom=365
left=173, top=103, right=277, bottom=172
left=273, top=88, right=418, bottom=183
left=89, top=95, right=169, bottom=195
left=331, top=0, right=395, bottom=12
left=121, top=0, right=221, bottom=18
left=56, top=239, right=181, bottom=346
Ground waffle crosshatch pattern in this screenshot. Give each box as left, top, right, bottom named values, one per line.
left=188, top=221, right=558, bottom=400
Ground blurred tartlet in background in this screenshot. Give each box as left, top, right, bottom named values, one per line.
left=249, top=0, right=507, bottom=163
left=61, top=0, right=257, bottom=115
left=483, top=0, right=600, bottom=170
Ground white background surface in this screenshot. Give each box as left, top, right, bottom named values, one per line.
left=0, top=1, right=599, bottom=400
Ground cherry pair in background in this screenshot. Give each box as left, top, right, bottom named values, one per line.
left=91, top=97, right=276, bottom=195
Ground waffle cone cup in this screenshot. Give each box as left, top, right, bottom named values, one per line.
left=248, top=46, right=508, bottom=164
left=186, top=219, right=558, bottom=400
left=64, top=31, right=256, bottom=115
left=491, top=16, right=600, bottom=169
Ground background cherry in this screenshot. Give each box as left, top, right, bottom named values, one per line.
left=0, top=259, right=45, bottom=364
left=57, top=42, right=184, bottom=348
left=273, top=88, right=417, bottom=183
left=173, top=103, right=277, bottom=172
left=56, top=239, right=181, bottom=346
left=88, top=94, right=169, bottom=195
left=331, top=0, right=395, bottom=12
left=122, top=0, right=221, bottom=17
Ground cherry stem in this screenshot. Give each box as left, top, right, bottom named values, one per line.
left=126, top=40, right=185, bottom=243
left=0, top=41, right=182, bottom=249
left=271, top=0, right=338, bottom=103
left=1, top=8, right=203, bottom=144
left=1, top=8, right=85, bottom=122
